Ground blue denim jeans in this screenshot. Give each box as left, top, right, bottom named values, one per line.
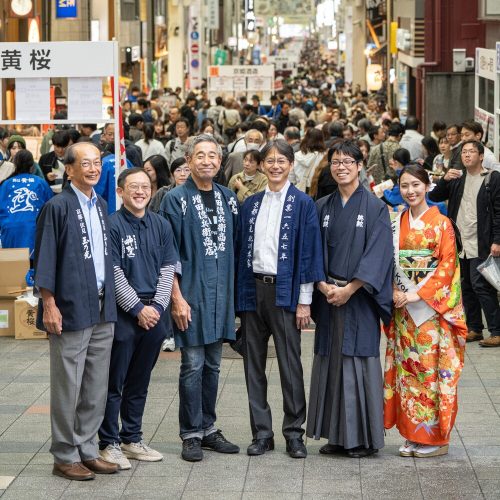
left=179, top=340, right=222, bottom=440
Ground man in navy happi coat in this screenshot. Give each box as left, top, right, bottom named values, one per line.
left=34, top=143, right=118, bottom=480
left=236, top=139, right=324, bottom=458
left=159, top=134, right=240, bottom=462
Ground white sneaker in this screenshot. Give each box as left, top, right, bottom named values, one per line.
left=99, top=443, right=132, bottom=470
left=121, top=441, right=164, bottom=462
left=399, top=440, right=418, bottom=457
left=162, top=337, right=175, bottom=352
left=414, top=444, right=449, bottom=458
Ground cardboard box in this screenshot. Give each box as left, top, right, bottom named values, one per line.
left=0, top=297, right=16, bottom=337
left=14, top=299, right=47, bottom=340
left=0, top=248, right=30, bottom=297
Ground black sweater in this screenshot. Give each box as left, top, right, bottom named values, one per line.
left=428, top=170, right=500, bottom=259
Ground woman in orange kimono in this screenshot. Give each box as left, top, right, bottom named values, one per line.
left=384, top=164, right=467, bottom=458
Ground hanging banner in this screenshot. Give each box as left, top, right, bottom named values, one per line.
left=207, top=0, right=219, bottom=29
left=188, top=0, right=203, bottom=89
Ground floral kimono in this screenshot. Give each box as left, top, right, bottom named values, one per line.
left=383, top=206, right=467, bottom=445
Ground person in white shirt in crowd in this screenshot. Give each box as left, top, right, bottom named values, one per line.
left=136, top=124, right=168, bottom=162
left=399, top=116, right=425, bottom=161
left=289, top=128, right=327, bottom=193
left=165, top=118, right=191, bottom=166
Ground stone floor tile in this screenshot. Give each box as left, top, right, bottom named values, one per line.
left=0, top=477, right=15, bottom=489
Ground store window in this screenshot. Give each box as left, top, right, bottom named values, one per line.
left=121, top=0, right=139, bottom=21
left=480, top=0, right=500, bottom=19
left=478, top=76, right=495, bottom=114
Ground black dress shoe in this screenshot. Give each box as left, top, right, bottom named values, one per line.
left=346, top=447, right=378, bottom=458
left=201, top=430, right=240, bottom=454
left=286, top=438, right=307, bottom=459
left=319, top=443, right=345, bottom=455
left=247, top=437, right=275, bottom=456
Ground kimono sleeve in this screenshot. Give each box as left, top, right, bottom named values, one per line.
left=353, top=205, right=394, bottom=294
left=417, top=217, right=459, bottom=315
left=34, top=202, right=61, bottom=295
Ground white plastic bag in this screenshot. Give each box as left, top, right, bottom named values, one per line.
left=477, top=255, right=500, bottom=292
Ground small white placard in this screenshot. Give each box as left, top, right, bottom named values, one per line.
left=0, top=310, right=8, bottom=329
left=68, top=77, right=103, bottom=121
left=15, top=78, right=50, bottom=121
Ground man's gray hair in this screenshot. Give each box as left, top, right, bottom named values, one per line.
left=284, top=126, right=301, bottom=141
left=63, top=142, right=101, bottom=166
left=186, top=134, right=223, bottom=158
left=244, top=129, right=264, bottom=144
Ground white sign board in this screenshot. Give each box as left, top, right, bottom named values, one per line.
left=207, top=65, right=274, bottom=104
left=0, top=42, right=117, bottom=78
left=476, top=48, right=496, bottom=80
left=68, top=77, right=104, bottom=121
left=15, top=78, right=50, bottom=121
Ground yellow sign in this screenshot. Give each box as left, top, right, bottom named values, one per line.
left=390, top=22, right=398, bottom=55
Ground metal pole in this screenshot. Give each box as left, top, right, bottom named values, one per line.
left=386, top=0, right=392, bottom=106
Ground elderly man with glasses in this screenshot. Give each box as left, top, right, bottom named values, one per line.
left=34, top=143, right=118, bottom=480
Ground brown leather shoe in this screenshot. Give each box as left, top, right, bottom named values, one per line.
left=466, top=331, right=484, bottom=342
left=82, top=457, right=119, bottom=474
left=479, top=336, right=500, bottom=347
left=52, top=462, right=95, bottom=481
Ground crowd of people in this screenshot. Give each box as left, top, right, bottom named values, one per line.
left=1, top=44, right=499, bottom=481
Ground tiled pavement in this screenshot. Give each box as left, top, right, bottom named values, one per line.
left=0, top=332, right=500, bottom=499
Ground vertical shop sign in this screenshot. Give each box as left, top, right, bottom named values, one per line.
left=188, top=1, right=203, bottom=89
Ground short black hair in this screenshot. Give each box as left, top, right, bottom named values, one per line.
left=432, top=120, right=447, bottom=133
left=405, top=116, right=419, bottom=131
left=137, top=98, right=149, bottom=108
left=250, top=119, right=269, bottom=135
left=461, top=120, right=483, bottom=139
left=330, top=140, right=363, bottom=163
left=393, top=148, right=411, bottom=166
left=117, top=166, right=151, bottom=188
left=52, top=130, right=71, bottom=148
left=13, top=149, right=34, bottom=175
left=388, top=122, right=405, bottom=137
left=129, top=113, right=145, bottom=127
left=175, top=117, right=191, bottom=129
left=81, top=123, right=97, bottom=132
left=260, top=139, right=294, bottom=164
left=461, top=139, right=484, bottom=155
left=215, top=96, right=223, bottom=105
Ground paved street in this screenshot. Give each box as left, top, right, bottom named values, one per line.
left=0, top=331, right=499, bottom=499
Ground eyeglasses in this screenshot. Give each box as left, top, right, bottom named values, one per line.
left=264, top=158, right=289, bottom=167
left=446, top=132, right=458, bottom=137
left=331, top=159, right=357, bottom=167
left=461, top=149, right=479, bottom=156
left=80, top=159, right=102, bottom=169
left=126, top=183, right=151, bottom=192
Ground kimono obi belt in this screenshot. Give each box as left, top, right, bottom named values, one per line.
left=398, top=249, right=438, bottom=273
